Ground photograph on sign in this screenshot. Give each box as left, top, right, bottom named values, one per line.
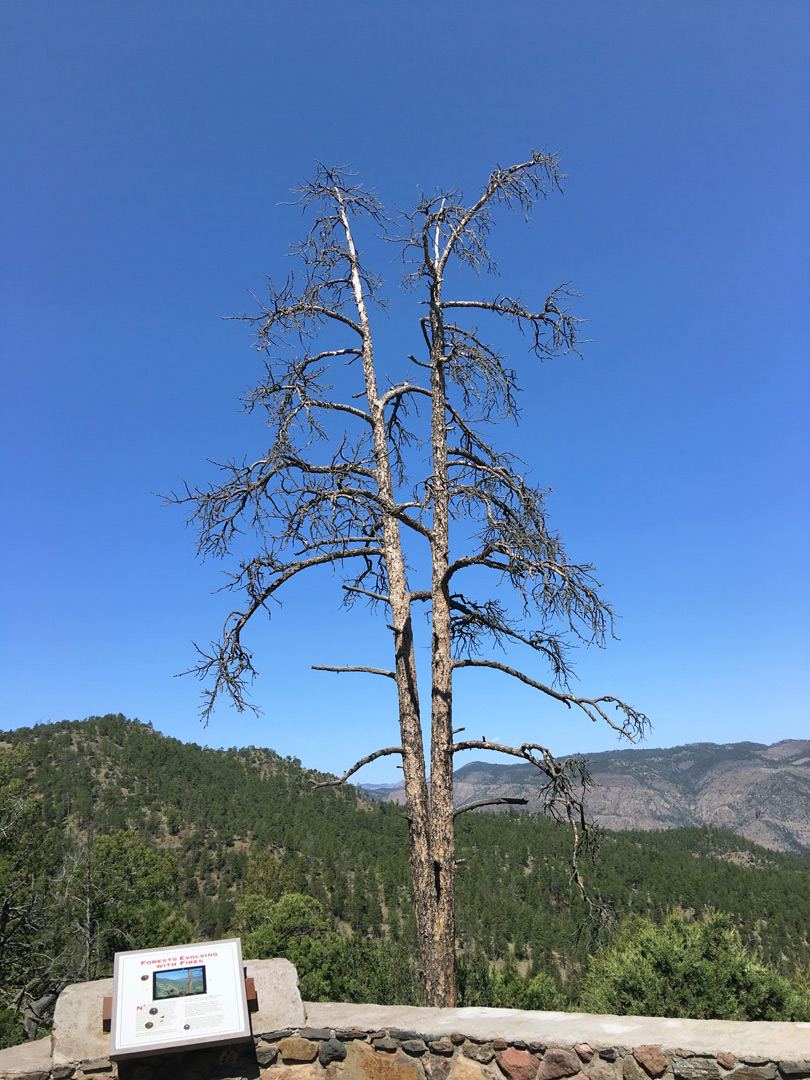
left=153, top=964, right=207, bottom=1000
left=110, top=938, right=251, bottom=1059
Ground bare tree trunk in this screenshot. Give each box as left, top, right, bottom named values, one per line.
left=387, top=548, right=434, bottom=998
left=422, top=284, right=456, bottom=1006
left=335, top=185, right=440, bottom=999
left=83, top=854, right=92, bottom=983
left=22, top=991, right=58, bottom=1042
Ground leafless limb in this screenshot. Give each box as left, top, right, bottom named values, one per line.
left=441, top=288, right=582, bottom=359
left=453, top=658, right=648, bottom=739
left=0, top=793, right=28, bottom=839
left=309, top=745, right=404, bottom=788
left=312, top=664, right=396, bottom=680
left=341, top=583, right=390, bottom=605
left=450, top=737, right=603, bottom=921
left=453, top=797, right=528, bottom=818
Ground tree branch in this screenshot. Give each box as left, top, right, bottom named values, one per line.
left=441, top=289, right=582, bottom=358
left=452, top=658, right=648, bottom=740
left=309, top=745, right=404, bottom=788
left=450, top=736, right=603, bottom=923
left=453, top=797, right=528, bottom=818
left=341, top=584, right=390, bottom=605
left=312, top=664, right=396, bottom=680
left=436, top=152, right=564, bottom=275
left=379, top=382, right=432, bottom=408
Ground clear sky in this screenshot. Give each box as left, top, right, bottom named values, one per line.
left=1, top=1, right=808, bottom=780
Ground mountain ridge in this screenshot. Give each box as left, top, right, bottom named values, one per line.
left=362, top=739, right=810, bottom=853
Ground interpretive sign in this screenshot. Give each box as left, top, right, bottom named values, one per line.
left=110, top=938, right=251, bottom=1059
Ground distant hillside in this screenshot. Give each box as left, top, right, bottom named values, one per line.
left=363, top=739, right=810, bottom=853
left=4, top=714, right=810, bottom=1042
left=3, top=715, right=809, bottom=981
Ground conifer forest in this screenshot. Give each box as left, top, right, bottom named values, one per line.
left=1, top=714, right=809, bottom=1046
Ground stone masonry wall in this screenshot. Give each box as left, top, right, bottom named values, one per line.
left=0, top=960, right=808, bottom=1080
left=2, top=1020, right=810, bottom=1080
left=247, top=1023, right=810, bottom=1080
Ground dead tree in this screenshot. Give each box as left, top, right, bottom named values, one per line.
left=171, top=152, right=648, bottom=1006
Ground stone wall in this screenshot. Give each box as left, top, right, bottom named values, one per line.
left=1, top=961, right=808, bottom=1080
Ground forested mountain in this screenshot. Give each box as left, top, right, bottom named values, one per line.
left=364, top=740, right=810, bottom=853
left=2, top=715, right=809, bottom=1043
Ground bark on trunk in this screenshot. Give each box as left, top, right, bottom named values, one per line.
left=421, top=285, right=456, bottom=1006
left=337, top=186, right=444, bottom=1003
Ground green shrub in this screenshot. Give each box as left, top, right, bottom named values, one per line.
left=0, top=1007, right=26, bottom=1051
left=582, top=910, right=800, bottom=1021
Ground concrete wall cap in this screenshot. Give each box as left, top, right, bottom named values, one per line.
left=0, top=1035, right=52, bottom=1077
left=303, top=1004, right=810, bottom=1058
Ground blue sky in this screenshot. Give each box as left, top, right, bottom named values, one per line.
left=1, top=1, right=808, bottom=780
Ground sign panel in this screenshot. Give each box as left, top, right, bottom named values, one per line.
left=110, top=938, right=251, bottom=1059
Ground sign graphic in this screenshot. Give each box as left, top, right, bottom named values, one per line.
left=110, top=938, right=251, bottom=1059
